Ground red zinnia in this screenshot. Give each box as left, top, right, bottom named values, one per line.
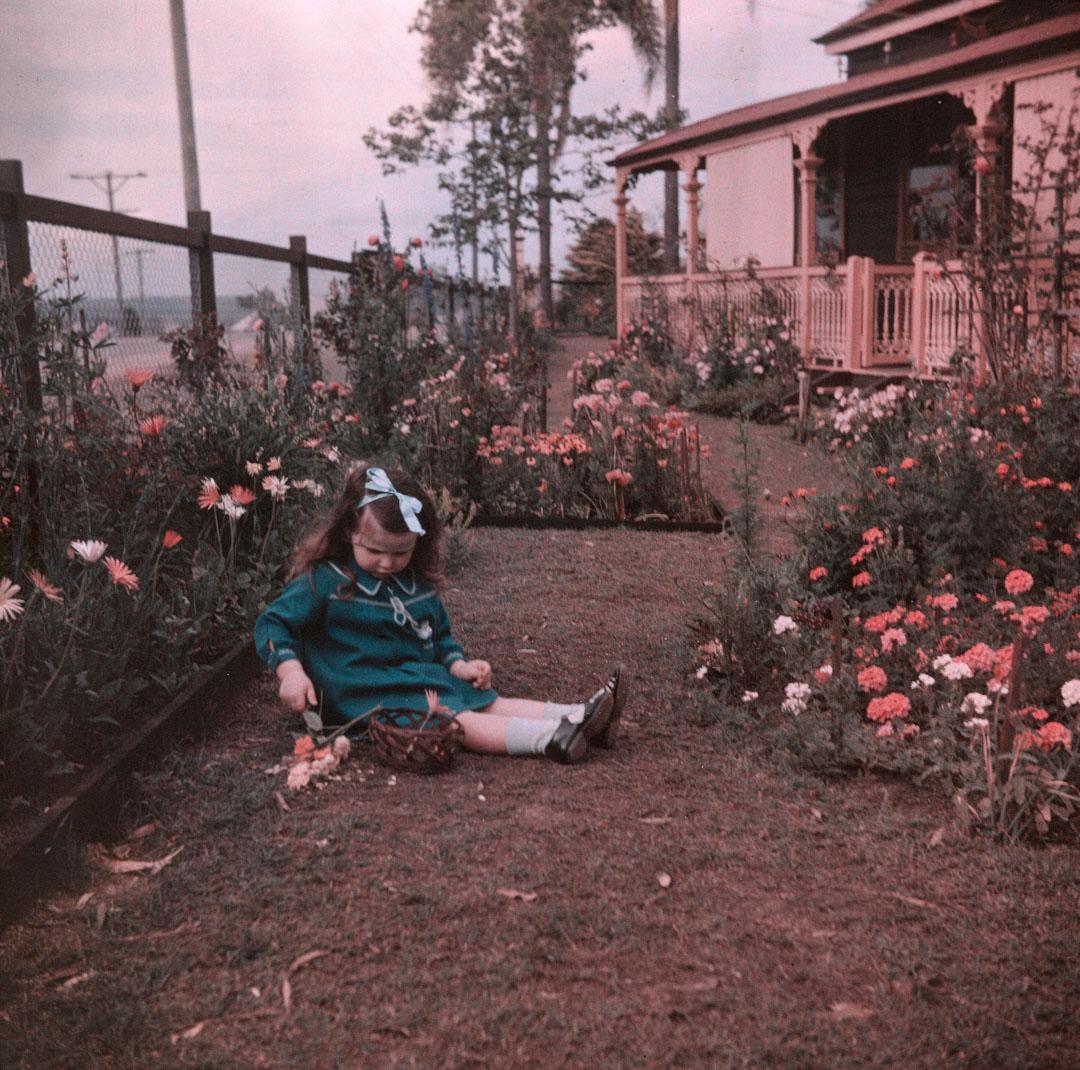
left=104, top=556, right=139, bottom=594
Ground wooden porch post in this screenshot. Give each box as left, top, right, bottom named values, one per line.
left=911, top=252, right=930, bottom=377
left=844, top=255, right=863, bottom=371
left=796, top=155, right=823, bottom=366
left=614, top=170, right=629, bottom=338
left=682, top=156, right=702, bottom=274
left=969, top=122, right=1004, bottom=384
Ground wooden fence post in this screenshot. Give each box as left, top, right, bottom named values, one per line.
left=843, top=256, right=862, bottom=372
left=289, top=235, right=311, bottom=378
left=0, top=160, right=44, bottom=557
left=0, top=161, right=44, bottom=413
left=187, top=209, right=217, bottom=324
left=860, top=257, right=876, bottom=370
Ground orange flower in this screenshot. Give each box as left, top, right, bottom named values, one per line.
left=197, top=477, right=221, bottom=510
left=1004, top=569, right=1034, bottom=596
left=229, top=485, right=256, bottom=506
left=899, top=457, right=918, bottom=470
left=125, top=368, right=153, bottom=390
left=104, top=556, right=139, bottom=594
left=852, top=571, right=871, bottom=588
left=162, top=530, right=183, bottom=549
left=808, top=566, right=828, bottom=582
left=293, top=736, right=316, bottom=759
left=1037, top=722, right=1072, bottom=751
left=138, top=414, right=167, bottom=436
left=929, top=593, right=958, bottom=612
left=861, top=527, right=885, bottom=546
left=866, top=692, right=911, bottom=722
left=857, top=665, right=887, bottom=693
left=27, top=568, right=64, bottom=604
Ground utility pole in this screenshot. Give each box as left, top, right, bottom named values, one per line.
left=169, top=0, right=203, bottom=213
left=663, top=0, right=680, bottom=274
left=69, top=169, right=146, bottom=332
left=123, top=245, right=155, bottom=333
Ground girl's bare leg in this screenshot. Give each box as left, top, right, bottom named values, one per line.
left=478, top=697, right=551, bottom=719
left=455, top=711, right=510, bottom=753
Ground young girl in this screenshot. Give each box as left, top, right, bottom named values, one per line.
left=255, top=464, right=627, bottom=764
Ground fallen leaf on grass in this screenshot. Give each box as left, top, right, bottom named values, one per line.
left=809, top=807, right=824, bottom=821
left=927, top=826, right=945, bottom=848
left=127, top=822, right=158, bottom=841
left=496, top=888, right=538, bottom=903
left=888, top=892, right=939, bottom=910
left=639, top=816, right=672, bottom=825
left=830, top=1002, right=873, bottom=1021
left=288, top=950, right=329, bottom=975
left=274, top=792, right=291, bottom=812
left=657, top=872, right=672, bottom=888
left=59, top=970, right=96, bottom=990
left=281, top=976, right=292, bottom=1014
left=92, top=844, right=184, bottom=876
left=75, top=892, right=94, bottom=910
left=170, top=1021, right=205, bottom=1044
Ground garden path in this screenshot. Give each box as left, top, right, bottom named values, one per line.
left=3, top=519, right=1079, bottom=1067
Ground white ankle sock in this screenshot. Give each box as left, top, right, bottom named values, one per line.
left=505, top=717, right=560, bottom=755
left=542, top=701, right=586, bottom=723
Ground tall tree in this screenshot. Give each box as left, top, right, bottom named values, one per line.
left=413, top=0, right=662, bottom=326
left=662, top=0, right=680, bottom=274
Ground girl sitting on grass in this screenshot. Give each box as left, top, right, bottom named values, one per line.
left=255, top=463, right=626, bottom=764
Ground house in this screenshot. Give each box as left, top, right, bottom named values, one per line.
left=611, top=0, right=1080, bottom=381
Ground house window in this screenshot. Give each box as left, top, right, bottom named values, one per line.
left=907, top=163, right=954, bottom=244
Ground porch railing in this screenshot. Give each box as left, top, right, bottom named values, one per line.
left=619, top=253, right=1074, bottom=380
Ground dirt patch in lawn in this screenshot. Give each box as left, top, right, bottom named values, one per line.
left=3, top=513, right=1080, bottom=1069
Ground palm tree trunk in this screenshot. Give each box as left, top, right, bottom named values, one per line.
left=536, top=102, right=555, bottom=328
left=663, top=0, right=680, bottom=274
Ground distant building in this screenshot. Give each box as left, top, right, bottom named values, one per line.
left=612, top=0, right=1080, bottom=379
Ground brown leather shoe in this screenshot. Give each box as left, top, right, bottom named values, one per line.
left=593, top=665, right=627, bottom=749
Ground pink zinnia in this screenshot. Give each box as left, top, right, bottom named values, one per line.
left=852, top=571, right=871, bottom=588
left=197, top=477, right=221, bottom=510
left=138, top=414, right=167, bottom=436
left=229, top=485, right=256, bottom=506
left=162, top=530, right=183, bottom=550
left=125, top=368, right=153, bottom=390
left=809, top=566, right=828, bottom=582
left=27, top=568, right=64, bottom=604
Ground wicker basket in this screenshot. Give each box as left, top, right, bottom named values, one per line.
left=368, top=709, right=464, bottom=773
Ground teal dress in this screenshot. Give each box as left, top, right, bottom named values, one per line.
left=254, top=560, right=498, bottom=723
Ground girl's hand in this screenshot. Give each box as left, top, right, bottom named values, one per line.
left=277, top=661, right=317, bottom=711
left=451, top=659, right=492, bottom=691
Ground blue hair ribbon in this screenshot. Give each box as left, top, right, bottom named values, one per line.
left=357, top=468, right=426, bottom=535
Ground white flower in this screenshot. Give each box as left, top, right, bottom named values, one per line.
left=1062, top=679, right=1080, bottom=709
left=932, top=654, right=953, bottom=670
left=943, top=660, right=974, bottom=681
left=816, top=663, right=833, bottom=678
left=961, top=692, right=991, bottom=715
left=321, top=446, right=341, bottom=464
left=245, top=461, right=263, bottom=477
left=742, top=691, right=759, bottom=703
left=261, top=475, right=289, bottom=501
left=987, top=679, right=1008, bottom=695
left=70, top=539, right=107, bottom=563
left=399, top=422, right=412, bottom=436
left=964, top=717, right=989, bottom=731
left=913, top=673, right=935, bottom=689
left=693, top=666, right=708, bottom=679
left=781, top=697, right=807, bottom=716
left=331, top=736, right=351, bottom=759
left=752, top=364, right=764, bottom=375
left=772, top=615, right=799, bottom=636
left=216, top=495, right=246, bottom=521
left=0, top=577, right=26, bottom=623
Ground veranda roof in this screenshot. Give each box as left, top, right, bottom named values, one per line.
left=612, top=11, right=1080, bottom=174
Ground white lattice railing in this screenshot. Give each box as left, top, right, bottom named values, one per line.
left=619, top=257, right=1078, bottom=381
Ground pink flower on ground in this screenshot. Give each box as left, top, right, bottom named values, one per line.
left=104, top=556, right=139, bottom=594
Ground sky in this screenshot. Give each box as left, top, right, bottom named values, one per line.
left=2, top=0, right=865, bottom=296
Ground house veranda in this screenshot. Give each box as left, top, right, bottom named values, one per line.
left=612, top=1, right=1080, bottom=381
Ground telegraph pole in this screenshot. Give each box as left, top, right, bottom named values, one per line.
left=123, top=245, right=155, bottom=332
left=69, top=169, right=146, bottom=332
left=169, top=0, right=203, bottom=213
left=663, top=0, right=680, bottom=274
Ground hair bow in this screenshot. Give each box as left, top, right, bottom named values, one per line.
left=357, top=468, right=426, bottom=535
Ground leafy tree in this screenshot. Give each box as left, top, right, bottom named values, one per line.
left=410, top=0, right=662, bottom=325
left=557, top=209, right=663, bottom=332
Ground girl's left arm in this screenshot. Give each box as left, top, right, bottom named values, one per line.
left=431, top=598, right=466, bottom=669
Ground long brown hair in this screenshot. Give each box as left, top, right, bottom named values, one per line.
left=288, top=463, right=445, bottom=589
